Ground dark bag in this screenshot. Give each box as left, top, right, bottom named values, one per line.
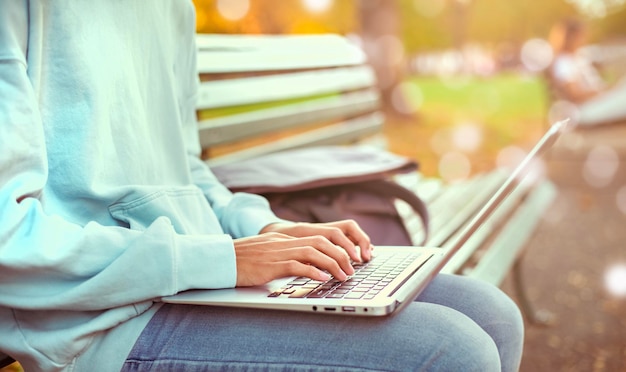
left=211, top=146, right=429, bottom=246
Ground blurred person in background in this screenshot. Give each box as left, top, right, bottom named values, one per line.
left=548, top=17, right=626, bottom=126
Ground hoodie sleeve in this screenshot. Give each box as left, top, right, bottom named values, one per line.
left=0, top=1, right=239, bottom=312
left=176, top=15, right=286, bottom=239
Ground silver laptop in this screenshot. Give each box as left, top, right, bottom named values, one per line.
left=161, top=119, right=570, bottom=316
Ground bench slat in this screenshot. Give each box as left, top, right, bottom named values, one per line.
left=425, top=172, right=506, bottom=247
left=198, top=90, right=380, bottom=148
left=402, top=172, right=506, bottom=247
left=398, top=170, right=556, bottom=286
left=197, top=66, right=376, bottom=109
left=196, top=34, right=365, bottom=73
left=465, top=181, right=556, bottom=284
left=439, top=177, right=535, bottom=275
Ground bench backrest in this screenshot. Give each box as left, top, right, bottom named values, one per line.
left=195, top=34, right=384, bottom=166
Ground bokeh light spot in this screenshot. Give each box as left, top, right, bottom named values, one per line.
left=217, top=0, right=250, bottom=21
left=439, top=151, right=471, bottom=182
left=451, top=122, right=483, bottom=153
left=301, top=0, right=333, bottom=13
left=604, top=263, right=626, bottom=297
left=520, top=38, right=553, bottom=72
left=583, top=145, right=619, bottom=188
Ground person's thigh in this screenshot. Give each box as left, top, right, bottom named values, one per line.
left=416, top=274, right=524, bottom=372
left=121, top=275, right=515, bottom=372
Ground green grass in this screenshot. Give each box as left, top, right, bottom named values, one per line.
left=197, top=92, right=340, bottom=120
left=410, top=72, right=548, bottom=136
left=386, top=72, right=551, bottom=176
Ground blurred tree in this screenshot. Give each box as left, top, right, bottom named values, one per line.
left=591, top=6, right=626, bottom=42
left=194, top=0, right=625, bottom=48
left=193, top=0, right=357, bottom=35
left=395, top=0, right=626, bottom=55
left=357, top=0, right=412, bottom=115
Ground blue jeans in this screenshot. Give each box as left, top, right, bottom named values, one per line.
left=121, top=274, right=523, bottom=371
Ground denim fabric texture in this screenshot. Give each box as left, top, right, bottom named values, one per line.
left=121, top=274, right=524, bottom=372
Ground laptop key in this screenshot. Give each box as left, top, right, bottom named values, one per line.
left=308, top=288, right=334, bottom=298
left=288, top=288, right=314, bottom=298
left=345, top=292, right=365, bottom=299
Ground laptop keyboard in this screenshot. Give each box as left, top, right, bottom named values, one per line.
left=268, top=252, right=424, bottom=300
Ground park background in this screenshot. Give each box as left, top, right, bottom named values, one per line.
left=194, top=0, right=626, bottom=180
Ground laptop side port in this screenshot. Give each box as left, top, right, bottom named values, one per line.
left=342, top=306, right=356, bottom=312
left=324, top=307, right=337, bottom=312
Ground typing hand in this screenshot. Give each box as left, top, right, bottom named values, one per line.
left=260, top=220, right=373, bottom=262
left=233, top=232, right=355, bottom=287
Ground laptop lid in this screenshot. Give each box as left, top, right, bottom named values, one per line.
left=161, top=119, right=570, bottom=316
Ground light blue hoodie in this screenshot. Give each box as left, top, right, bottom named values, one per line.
left=0, top=1, right=281, bottom=371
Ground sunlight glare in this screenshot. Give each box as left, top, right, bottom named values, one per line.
left=301, top=0, right=333, bottom=14
left=217, top=0, right=250, bottom=21
left=566, top=0, right=626, bottom=18
left=604, top=263, right=626, bottom=297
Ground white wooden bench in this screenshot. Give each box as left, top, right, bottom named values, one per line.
left=194, top=33, right=557, bottom=320
left=0, top=32, right=555, bottom=370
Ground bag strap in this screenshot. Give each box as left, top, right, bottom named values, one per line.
left=281, top=179, right=429, bottom=245
left=350, top=180, right=429, bottom=245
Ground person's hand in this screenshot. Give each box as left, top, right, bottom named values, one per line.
left=233, top=220, right=373, bottom=287
left=260, top=220, right=373, bottom=262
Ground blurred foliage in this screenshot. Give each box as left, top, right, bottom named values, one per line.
left=194, top=0, right=626, bottom=51
left=398, top=0, right=580, bottom=51
left=194, top=0, right=357, bottom=34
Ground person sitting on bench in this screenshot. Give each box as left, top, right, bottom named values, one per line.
left=548, top=17, right=626, bottom=126
left=0, top=2, right=523, bottom=371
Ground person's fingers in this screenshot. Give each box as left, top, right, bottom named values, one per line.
left=235, top=255, right=331, bottom=287
left=263, top=221, right=371, bottom=262
left=311, top=225, right=361, bottom=262
left=296, top=235, right=353, bottom=277
left=323, top=220, right=373, bottom=262
left=233, top=235, right=353, bottom=286
left=271, top=260, right=331, bottom=282
left=245, top=238, right=352, bottom=280
left=245, top=232, right=295, bottom=242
